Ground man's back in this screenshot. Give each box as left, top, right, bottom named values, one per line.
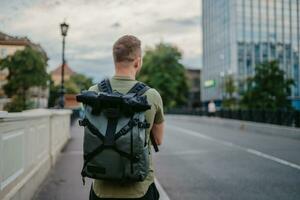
left=88, top=75, right=164, bottom=199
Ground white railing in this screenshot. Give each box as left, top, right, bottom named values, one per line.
left=0, top=109, right=71, bottom=200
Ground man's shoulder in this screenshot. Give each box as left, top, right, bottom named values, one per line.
left=144, top=87, right=162, bottom=105
left=144, top=87, right=160, bottom=98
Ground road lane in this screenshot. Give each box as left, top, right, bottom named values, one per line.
left=167, top=115, right=300, bottom=165
left=153, top=115, right=300, bottom=200
left=170, top=125, right=300, bottom=171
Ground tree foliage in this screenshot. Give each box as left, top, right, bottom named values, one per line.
left=0, top=46, right=48, bottom=112
left=222, top=74, right=237, bottom=109
left=48, top=73, right=93, bottom=108
left=241, top=60, right=294, bottom=110
left=65, top=73, right=93, bottom=94
left=137, top=43, right=188, bottom=109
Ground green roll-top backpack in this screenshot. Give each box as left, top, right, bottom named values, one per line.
left=76, top=78, right=157, bottom=184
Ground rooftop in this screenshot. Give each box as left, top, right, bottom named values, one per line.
left=0, top=31, right=48, bottom=60
left=51, top=64, right=75, bottom=76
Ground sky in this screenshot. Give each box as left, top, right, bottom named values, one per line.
left=0, top=0, right=202, bottom=82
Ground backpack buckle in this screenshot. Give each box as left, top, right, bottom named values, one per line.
left=82, top=176, right=86, bottom=185
left=128, top=118, right=139, bottom=127
left=138, top=121, right=150, bottom=128
left=79, top=118, right=88, bottom=126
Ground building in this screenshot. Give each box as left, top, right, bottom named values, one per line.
left=0, top=31, right=49, bottom=109
left=50, top=64, right=80, bottom=109
left=186, top=69, right=201, bottom=108
left=202, top=0, right=300, bottom=109
left=50, top=64, right=75, bottom=86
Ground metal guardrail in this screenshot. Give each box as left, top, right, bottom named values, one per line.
left=166, top=108, right=300, bottom=128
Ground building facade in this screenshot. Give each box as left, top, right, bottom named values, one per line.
left=202, top=0, right=300, bottom=109
left=186, top=69, right=201, bottom=108
left=0, top=31, right=49, bottom=110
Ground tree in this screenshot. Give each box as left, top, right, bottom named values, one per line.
left=47, top=79, right=61, bottom=108
left=222, top=74, right=237, bottom=109
left=241, top=60, right=294, bottom=110
left=137, top=43, right=189, bottom=109
left=65, top=73, right=93, bottom=94
left=0, top=46, right=48, bottom=112
left=48, top=73, right=93, bottom=108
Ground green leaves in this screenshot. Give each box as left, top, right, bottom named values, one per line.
left=0, top=46, right=48, bottom=111
left=66, top=73, right=93, bottom=93
left=48, top=73, right=94, bottom=108
left=241, top=60, right=294, bottom=110
left=222, top=74, right=238, bottom=109
left=138, top=43, right=188, bottom=109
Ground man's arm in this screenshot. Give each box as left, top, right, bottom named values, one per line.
left=150, top=89, right=165, bottom=145
left=152, top=122, right=164, bottom=145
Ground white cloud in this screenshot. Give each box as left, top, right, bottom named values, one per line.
left=0, top=0, right=202, bottom=81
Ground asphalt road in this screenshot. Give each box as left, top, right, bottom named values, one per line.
left=153, top=115, right=300, bottom=200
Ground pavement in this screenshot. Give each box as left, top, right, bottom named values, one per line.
left=33, top=122, right=91, bottom=200
left=34, top=115, right=300, bottom=200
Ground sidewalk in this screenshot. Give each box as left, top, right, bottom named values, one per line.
left=33, top=122, right=91, bottom=200
left=33, top=122, right=169, bottom=200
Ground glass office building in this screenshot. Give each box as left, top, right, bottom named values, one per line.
left=202, top=0, right=300, bottom=109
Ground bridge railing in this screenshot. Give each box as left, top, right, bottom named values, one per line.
left=166, top=108, right=300, bottom=128
left=0, top=109, right=71, bottom=200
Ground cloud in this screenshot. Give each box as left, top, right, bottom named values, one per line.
left=111, top=22, right=121, bottom=28
left=158, top=16, right=201, bottom=27
left=0, top=0, right=202, bottom=81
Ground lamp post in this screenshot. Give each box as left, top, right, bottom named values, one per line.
left=59, top=21, right=69, bottom=108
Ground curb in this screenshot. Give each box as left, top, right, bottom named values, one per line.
left=155, top=178, right=170, bottom=200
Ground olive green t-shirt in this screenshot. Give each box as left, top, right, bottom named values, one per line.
left=88, top=75, right=164, bottom=198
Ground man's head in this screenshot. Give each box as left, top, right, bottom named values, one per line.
left=113, top=35, right=142, bottom=76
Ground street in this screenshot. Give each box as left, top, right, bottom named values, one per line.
left=34, top=115, right=300, bottom=200
left=154, top=115, right=300, bottom=200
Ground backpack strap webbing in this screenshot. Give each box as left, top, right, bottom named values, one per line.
left=127, top=82, right=159, bottom=152
left=79, top=118, right=105, bottom=141
left=127, top=82, right=150, bottom=96
left=98, top=78, right=113, bottom=93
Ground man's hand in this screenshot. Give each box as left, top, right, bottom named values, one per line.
left=151, top=122, right=164, bottom=145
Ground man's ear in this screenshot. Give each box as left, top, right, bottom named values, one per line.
left=133, top=57, right=140, bottom=69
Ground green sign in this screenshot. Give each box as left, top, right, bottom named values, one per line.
left=204, top=80, right=216, bottom=88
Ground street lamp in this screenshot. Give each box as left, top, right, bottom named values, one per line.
left=59, top=21, right=69, bottom=108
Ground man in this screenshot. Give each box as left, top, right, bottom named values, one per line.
left=208, top=100, right=216, bottom=117
left=88, top=35, right=165, bottom=200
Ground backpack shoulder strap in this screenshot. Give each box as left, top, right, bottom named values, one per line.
left=127, top=82, right=150, bottom=96
left=127, top=82, right=159, bottom=152
left=98, top=78, right=113, bottom=94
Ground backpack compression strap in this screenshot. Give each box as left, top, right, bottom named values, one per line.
left=127, top=82, right=150, bottom=96
left=98, top=78, right=113, bottom=94
left=127, top=82, right=159, bottom=152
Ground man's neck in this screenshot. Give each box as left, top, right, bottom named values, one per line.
left=114, top=72, right=135, bottom=80
left=114, top=66, right=136, bottom=80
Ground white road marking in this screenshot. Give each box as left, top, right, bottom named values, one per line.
left=159, top=150, right=209, bottom=156
left=155, top=178, right=170, bottom=200
left=168, top=126, right=300, bottom=171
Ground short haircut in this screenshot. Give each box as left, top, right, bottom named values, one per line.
left=113, top=35, right=141, bottom=63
